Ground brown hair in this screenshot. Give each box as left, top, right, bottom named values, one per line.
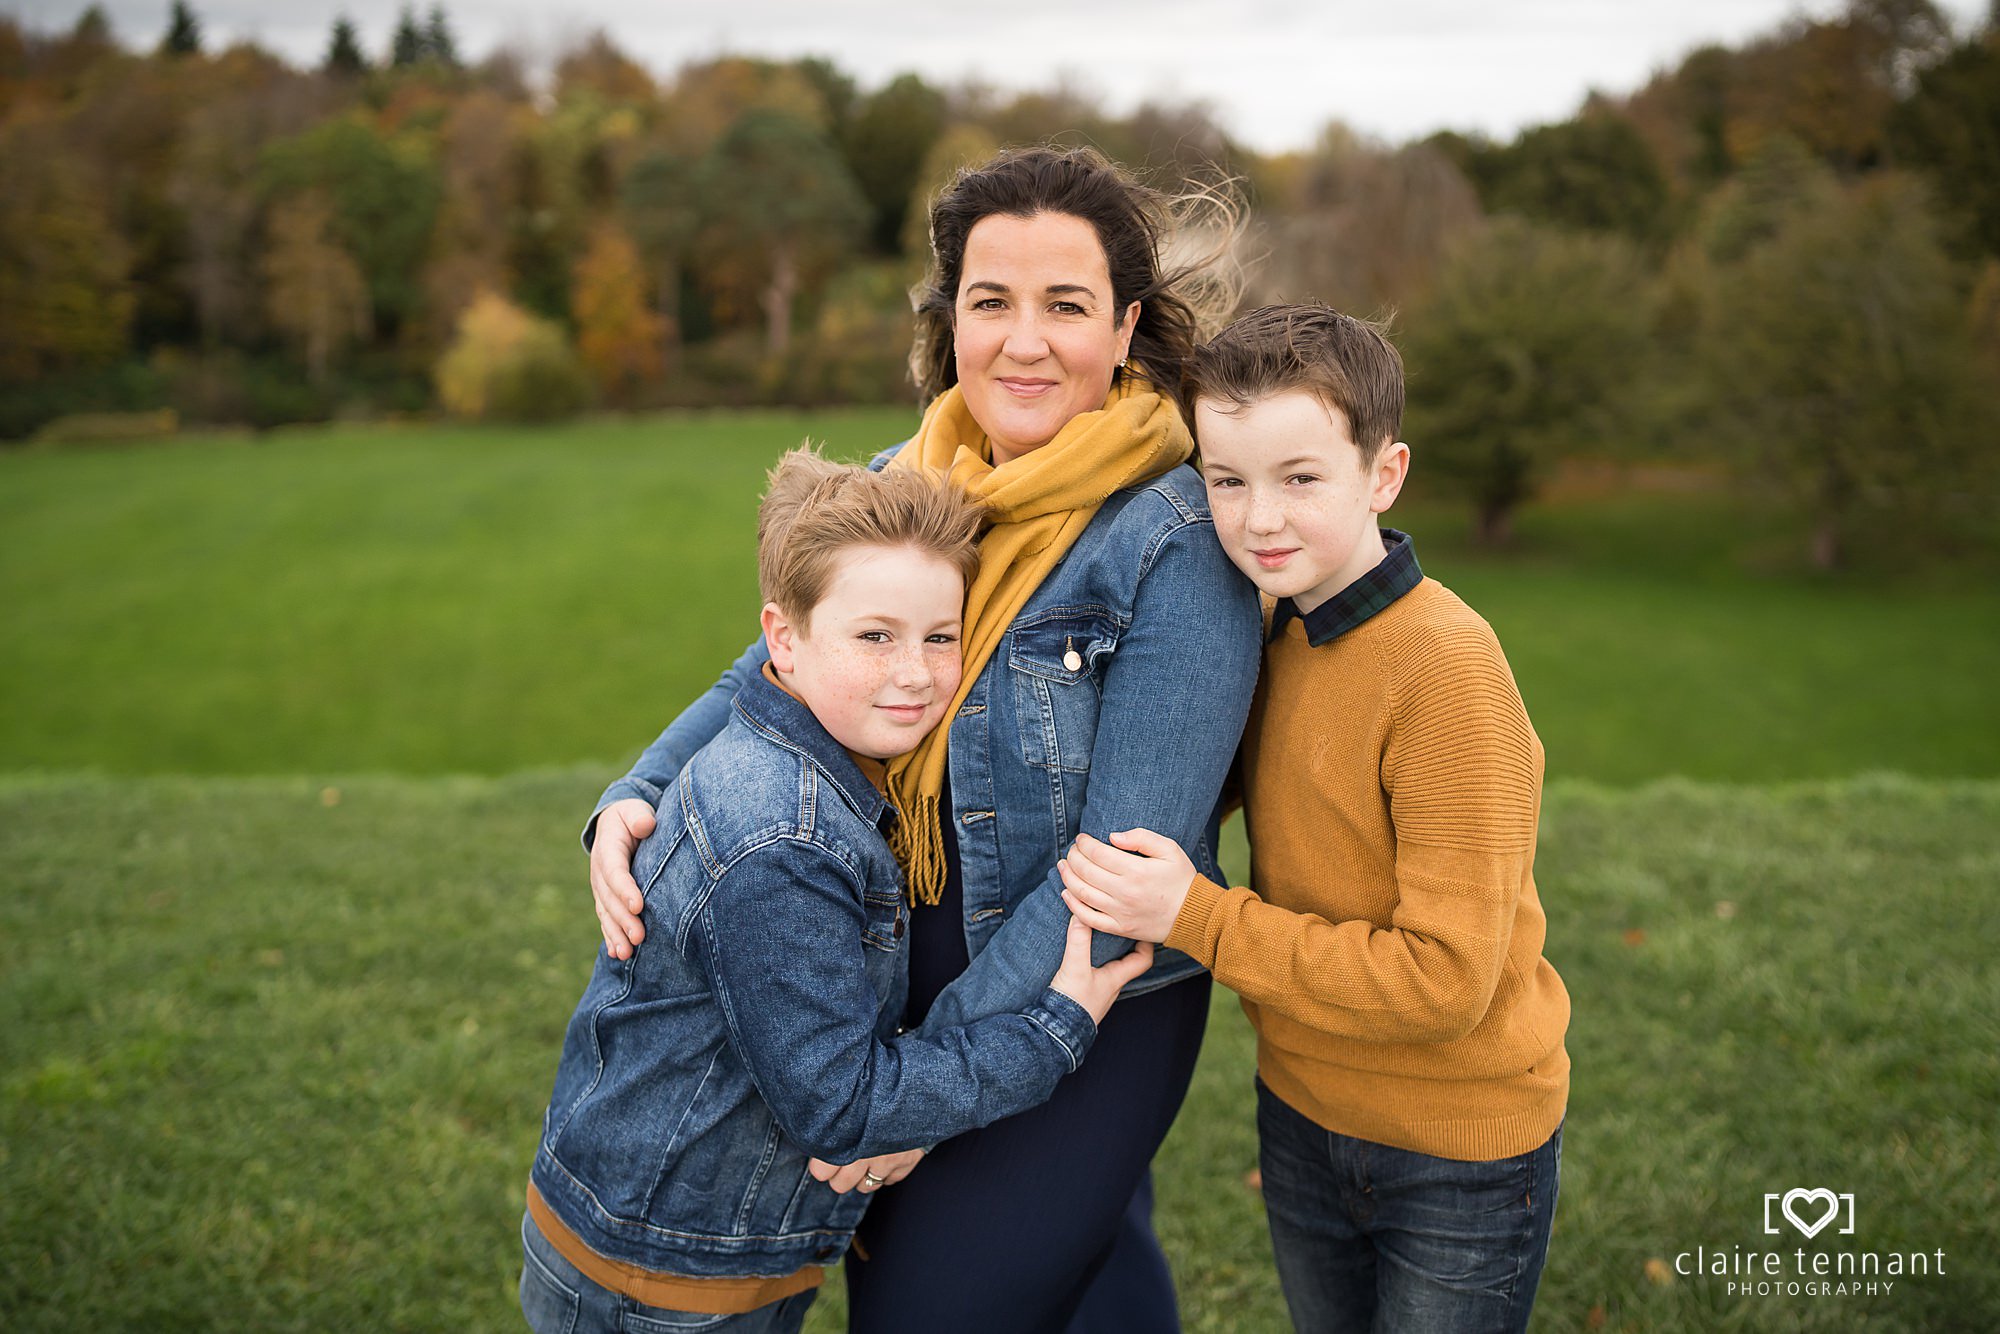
left=757, top=447, right=987, bottom=626
left=908, top=145, right=1240, bottom=404
left=1188, top=304, right=1404, bottom=463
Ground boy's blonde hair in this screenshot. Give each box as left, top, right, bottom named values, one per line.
left=757, top=446, right=987, bottom=626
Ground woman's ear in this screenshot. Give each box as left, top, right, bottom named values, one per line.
left=762, top=602, right=799, bottom=673
left=1116, top=301, right=1141, bottom=364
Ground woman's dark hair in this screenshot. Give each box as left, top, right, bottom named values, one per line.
left=908, top=145, right=1240, bottom=405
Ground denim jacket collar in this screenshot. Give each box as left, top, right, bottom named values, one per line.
left=732, top=670, right=892, bottom=830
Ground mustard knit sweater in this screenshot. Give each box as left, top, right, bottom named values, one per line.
left=1166, top=577, right=1570, bottom=1161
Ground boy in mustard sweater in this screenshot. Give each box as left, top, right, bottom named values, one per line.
left=1057, top=304, right=1570, bottom=1334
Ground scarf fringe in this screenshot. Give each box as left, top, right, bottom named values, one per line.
left=888, top=791, right=946, bottom=907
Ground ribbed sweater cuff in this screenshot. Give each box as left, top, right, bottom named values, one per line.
left=1167, top=873, right=1232, bottom=964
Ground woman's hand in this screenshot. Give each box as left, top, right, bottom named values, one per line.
left=590, top=798, right=656, bottom=959
left=809, top=1147, right=926, bottom=1195
left=1050, top=913, right=1155, bottom=1024
left=1057, top=829, right=1196, bottom=945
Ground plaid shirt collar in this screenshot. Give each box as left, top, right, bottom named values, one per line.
left=1268, top=529, right=1422, bottom=647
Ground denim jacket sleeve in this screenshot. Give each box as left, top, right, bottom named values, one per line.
left=581, top=632, right=771, bottom=851
left=913, top=513, right=1261, bottom=1033
left=695, top=840, right=1099, bottom=1162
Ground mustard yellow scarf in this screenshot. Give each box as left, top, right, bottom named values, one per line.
left=884, top=375, right=1192, bottom=904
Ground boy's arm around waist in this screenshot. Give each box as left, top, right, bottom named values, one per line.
left=915, top=512, right=1262, bottom=1031
left=1166, top=626, right=1541, bottom=1043
left=694, top=837, right=1097, bottom=1162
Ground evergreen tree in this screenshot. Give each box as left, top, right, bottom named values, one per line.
left=73, top=5, right=113, bottom=46
left=160, top=0, right=200, bottom=57
left=424, top=4, right=459, bottom=68
left=389, top=5, right=424, bottom=67
left=324, top=16, right=367, bottom=77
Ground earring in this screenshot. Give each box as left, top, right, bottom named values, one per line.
left=1117, top=356, right=1129, bottom=369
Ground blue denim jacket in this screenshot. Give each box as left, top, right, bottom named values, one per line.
left=537, top=671, right=1098, bottom=1279
left=589, top=451, right=1262, bottom=1035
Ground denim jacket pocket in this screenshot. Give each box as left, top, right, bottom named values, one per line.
left=859, top=884, right=906, bottom=953
left=1008, top=607, right=1120, bottom=773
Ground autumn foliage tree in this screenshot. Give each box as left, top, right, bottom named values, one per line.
left=261, top=191, right=370, bottom=386
left=1257, top=127, right=1483, bottom=314
left=694, top=110, right=867, bottom=356
left=435, top=289, right=588, bottom=421
left=0, top=122, right=134, bottom=382
left=571, top=221, right=664, bottom=401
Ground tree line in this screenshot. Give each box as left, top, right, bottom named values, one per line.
left=2, top=0, right=1995, bottom=566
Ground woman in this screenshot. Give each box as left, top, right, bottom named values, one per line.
left=584, top=146, right=1261, bottom=1333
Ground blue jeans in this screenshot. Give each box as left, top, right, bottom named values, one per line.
left=520, top=1213, right=815, bottom=1334
left=1255, top=1080, right=1561, bottom=1334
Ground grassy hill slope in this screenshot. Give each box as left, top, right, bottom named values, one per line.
left=2, top=772, right=1993, bottom=1331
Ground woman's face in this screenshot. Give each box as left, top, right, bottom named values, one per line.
left=953, top=211, right=1140, bottom=466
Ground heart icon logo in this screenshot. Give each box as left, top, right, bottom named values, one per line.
left=1781, top=1188, right=1841, bottom=1238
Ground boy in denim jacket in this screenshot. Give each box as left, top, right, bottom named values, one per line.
left=1057, top=307, right=1571, bottom=1334
left=523, top=449, right=1152, bottom=1334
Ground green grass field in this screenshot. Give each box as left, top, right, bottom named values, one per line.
left=3, top=416, right=1996, bottom=1330
left=2, top=412, right=1994, bottom=783
left=1, top=774, right=1993, bottom=1331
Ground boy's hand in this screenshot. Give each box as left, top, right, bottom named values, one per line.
left=809, top=1148, right=925, bottom=1194
left=1057, top=829, right=1196, bottom=945
left=1050, top=913, right=1155, bottom=1024
left=590, top=798, right=655, bottom=959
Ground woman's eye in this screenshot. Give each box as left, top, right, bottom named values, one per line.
left=969, top=297, right=1004, bottom=312
left=1051, top=301, right=1085, bottom=316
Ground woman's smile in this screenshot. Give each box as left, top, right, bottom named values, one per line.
left=998, top=376, right=1058, bottom=398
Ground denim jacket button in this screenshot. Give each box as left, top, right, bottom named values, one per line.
left=892, top=917, right=905, bottom=939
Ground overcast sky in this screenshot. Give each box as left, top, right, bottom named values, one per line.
left=14, top=0, right=1990, bottom=149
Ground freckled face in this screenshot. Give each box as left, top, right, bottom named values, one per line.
left=764, top=545, right=967, bottom=760
left=1197, top=391, right=1408, bottom=614
left=953, top=212, right=1139, bottom=466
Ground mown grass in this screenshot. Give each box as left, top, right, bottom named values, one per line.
left=2, top=773, right=1993, bottom=1331
left=3, top=414, right=1995, bottom=784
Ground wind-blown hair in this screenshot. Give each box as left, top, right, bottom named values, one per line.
left=908, top=145, right=1242, bottom=405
